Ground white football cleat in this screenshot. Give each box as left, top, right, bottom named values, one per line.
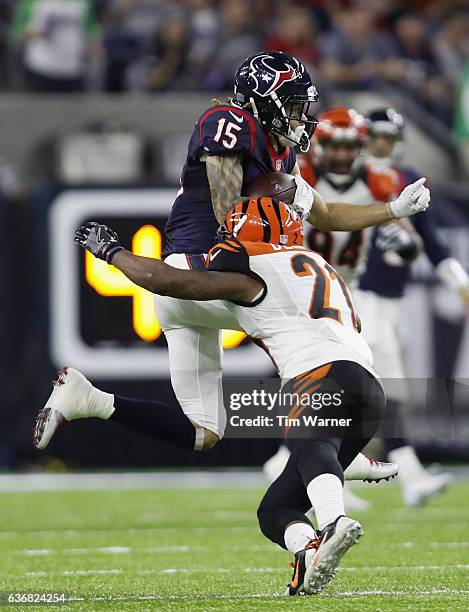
left=265, top=449, right=398, bottom=484
left=344, top=454, right=399, bottom=483
left=33, top=367, right=95, bottom=449
left=402, top=472, right=453, bottom=507
left=303, top=516, right=363, bottom=594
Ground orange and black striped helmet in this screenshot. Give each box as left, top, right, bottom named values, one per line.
left=220, top=197, right=304, bottom=246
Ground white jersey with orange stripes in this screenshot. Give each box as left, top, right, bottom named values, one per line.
left=207, top=240, right=375, bottom=380
left=298, top=156, right=398, bottom=285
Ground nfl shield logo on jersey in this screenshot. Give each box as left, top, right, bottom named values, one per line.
left=276, top=160, right=282, bottom=171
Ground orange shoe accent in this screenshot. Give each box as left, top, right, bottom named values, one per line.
left=290, top=558, right=301, bottom=589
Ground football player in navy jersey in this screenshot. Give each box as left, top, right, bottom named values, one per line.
left=154, top=51, right=320, bottom=450
left=355, top=108, right=469, bottom=505
left=163, top=52, right=316, bottom=258
left=34, top=53, right=430, bottom=465
left=152, top=53, right=430, bottom=454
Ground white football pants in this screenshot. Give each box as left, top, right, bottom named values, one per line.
left=154, top=253, right=242, bottom=437
left=352, top=288, right=407, bottom=401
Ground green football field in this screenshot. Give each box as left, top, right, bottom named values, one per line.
left=0, top=481, right=468, bottom=611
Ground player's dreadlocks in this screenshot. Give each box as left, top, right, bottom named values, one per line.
left=211, top=97, right=252, bottom=110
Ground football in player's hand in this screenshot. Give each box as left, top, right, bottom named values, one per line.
left=243, top=172, right=297, bottom=206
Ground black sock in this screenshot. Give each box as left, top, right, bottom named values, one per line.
left=110, top=395, right=196, bottom=450
left=257, top=451, right=314, bottom=549
left=295, top=439, right=344, bottom=485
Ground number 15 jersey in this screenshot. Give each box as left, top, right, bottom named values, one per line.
left=207, top=240, right=375, bottom=380
left=163, top=104, right=296, bottom=258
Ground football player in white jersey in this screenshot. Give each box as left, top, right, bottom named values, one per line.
left=74, top=198, right=382, bottom=594
left=266, top=106, right=463, bottom=508
left=298, top=106, right=400, bottom=285
left=39, top=193, right=429, bottom=594
left=263, top=107, right=404, bottom=509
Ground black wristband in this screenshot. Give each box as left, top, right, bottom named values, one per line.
left=105, top=245, right=124, bottom=264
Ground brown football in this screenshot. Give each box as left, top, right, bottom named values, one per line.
left=243, top=172, right=297, bottom=205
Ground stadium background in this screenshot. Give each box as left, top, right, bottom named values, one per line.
left=1, top=0, right=469, bottom=471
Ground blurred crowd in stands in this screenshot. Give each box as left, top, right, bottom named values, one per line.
left=0, top=0, right=468, bottom=128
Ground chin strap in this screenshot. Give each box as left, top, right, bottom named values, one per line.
left=249, top=97, right=262, bottom=126
left=298, top=127, right=310, bottom=153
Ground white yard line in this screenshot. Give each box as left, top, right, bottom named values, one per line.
left=342, top=565, right=469, bottom=572
left=24, top=564, right=469, bottom=578
left=0, top=526, right=257, bottom=539
left=332, top=589, right=469, bottom=597
left=392, top=542, right=469, bottom=548
left=12, top=540, right=469, bottom=555
left=26, top=569, right=123, bottom=577
left=396, top=506, right=468, bottom=515
left=49, top=588, right=469, bottom=602
left=1, top=524, right=466, bottom=540
left=148, top=565, right=469, bottom=574
left=19, top=545, right=200, bottom=556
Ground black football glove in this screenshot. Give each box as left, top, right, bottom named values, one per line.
left=74, top=221, right=124, bottom=264
left=375, top=223, right=420, bottom=262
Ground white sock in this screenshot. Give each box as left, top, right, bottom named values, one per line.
left=306, top=473, right=345, bottom=531
left=388, top=445, right=426, bottom=483
left=87, top=387, right=115, bottom=419
left=284, top=522, right=317, bottom=554
left=194, top=428, right=205, bottom=451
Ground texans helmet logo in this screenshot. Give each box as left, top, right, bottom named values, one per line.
left=249, top=54, right=299, bottom=97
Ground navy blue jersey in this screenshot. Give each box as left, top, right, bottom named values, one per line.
left=359, top=166, right=450, bottom=298
left=163, top=105, right=297, bottom=257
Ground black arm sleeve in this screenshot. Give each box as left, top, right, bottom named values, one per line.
left=207, top=240, right=267, bottom=307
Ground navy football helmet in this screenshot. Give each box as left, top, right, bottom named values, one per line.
left=365, top=108, right=404, bottom=139
left=233, top=51, right=318, bottom=153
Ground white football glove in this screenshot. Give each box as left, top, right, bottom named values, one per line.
left=387, top=177, right=430, bottom=219
left=292, top=174, right=314, bottom=220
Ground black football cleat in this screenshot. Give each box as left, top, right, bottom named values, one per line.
left=285, top=537, right=321, bottom=596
